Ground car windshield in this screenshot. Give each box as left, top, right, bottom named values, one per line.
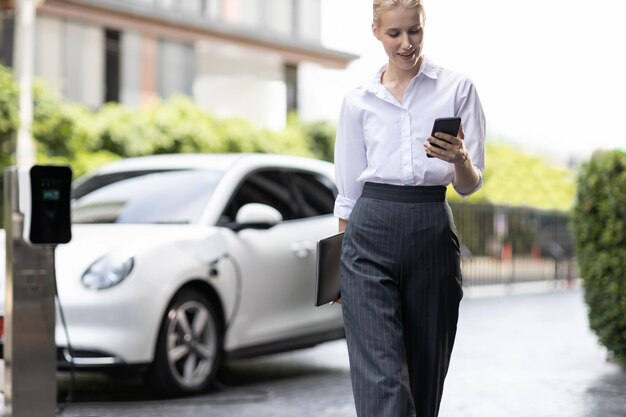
left=72, top=169, right=223, bottom=224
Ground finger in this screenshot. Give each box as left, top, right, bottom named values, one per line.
left=429, top=135, right=452, bottom=151
left=426, top=142, right=457, bottom=163
left=458, top=123, right=465, bottom=140
left=424, top=143, right=444, bottom=159
left=433, top=132, right=457, bottom=145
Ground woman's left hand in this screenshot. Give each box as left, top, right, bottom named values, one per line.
left=424, top=123, right=469, bottom=165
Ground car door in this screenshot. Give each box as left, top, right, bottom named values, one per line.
left=219, top=169, right=329, bottom=347
left=283, top=170, right=343, bottom=332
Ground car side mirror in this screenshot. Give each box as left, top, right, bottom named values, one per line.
left=234, top=203, right=283, bottom=231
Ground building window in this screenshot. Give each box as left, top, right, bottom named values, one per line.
left=260, top=0, right=294, bottom=36
left=0, top=11, right=14, bottom=67
left=157, top=39, right=195, bottom=98
left=128, top=0, right=155, bottom=6
left=64, top=22, right=84, bottom=104
left=34, top=16, right=64, bottom=96
left=206, top=0, right=220, bottom=18
left=285, top=63, right=298, bottom=113
left=220, top=0, right=260, bottom=28
left=62, top=21, right=104, bottom=108
left=295, top=0, right=321, bottom=43
left=155, top=0, right=206, bottom=14
left=179, top=0, right=204, bottom=14
left=105, top=29, right=120, bottom=103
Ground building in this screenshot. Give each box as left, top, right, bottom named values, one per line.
left=0, top=0, right=357, bottom=129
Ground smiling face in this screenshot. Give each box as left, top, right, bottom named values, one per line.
left=372, top=5, right=424, bottom=75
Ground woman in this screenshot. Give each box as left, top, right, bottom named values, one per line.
left=333, top=1, right=486, bottom=416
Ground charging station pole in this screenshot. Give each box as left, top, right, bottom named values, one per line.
left=3, top=167, right=57, bottom=417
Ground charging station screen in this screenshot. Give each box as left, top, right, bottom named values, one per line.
left=42, top=189, right=61, bottom=201
left=29, top=166, right=72, bottom=244
left=42, top=180, right=62, bottom=202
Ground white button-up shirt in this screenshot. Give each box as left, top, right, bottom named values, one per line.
left=333, top=57, right=486, bottom=220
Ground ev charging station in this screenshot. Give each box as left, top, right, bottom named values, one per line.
left=3, top=165, right=72, bottom=417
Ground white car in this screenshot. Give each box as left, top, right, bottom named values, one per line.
left=1, top=153, right=344, bottom=396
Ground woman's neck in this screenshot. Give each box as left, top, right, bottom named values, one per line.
left=380, top=56, right=423, bottom=103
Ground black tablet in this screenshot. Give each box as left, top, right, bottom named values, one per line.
left=315, top=232, right=344, bottom=306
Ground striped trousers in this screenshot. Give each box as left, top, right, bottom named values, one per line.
left=341, top=182, right=463, bottom=417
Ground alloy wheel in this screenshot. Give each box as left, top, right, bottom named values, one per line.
left=165, top=299, right=218, bottom=389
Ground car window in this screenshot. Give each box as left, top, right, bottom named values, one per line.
left=288, top=171, right=337, bottom=219
left=220, top=170, right=297, bottom=224
left=72, top=170, right=222, bottom=224
left=72, top=170, right=167, bottom=200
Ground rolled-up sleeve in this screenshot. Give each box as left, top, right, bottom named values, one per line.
left=453, top=79, right=486, bottom=197
left=334, top=95, right=367, bottom=220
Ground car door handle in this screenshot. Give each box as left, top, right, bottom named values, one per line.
left=290, top=241, right=315, bottom=258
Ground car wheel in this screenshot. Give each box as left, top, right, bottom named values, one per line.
left=147, top=288, right=223, bottom=396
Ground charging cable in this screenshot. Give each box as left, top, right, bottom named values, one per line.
left=51, top=245, right=77, bottom=415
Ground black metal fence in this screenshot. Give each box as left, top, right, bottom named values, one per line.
left=449, top=203, right=576, bottom=286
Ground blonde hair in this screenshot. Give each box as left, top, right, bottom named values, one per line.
left=373, top=0, right=425, bottom=26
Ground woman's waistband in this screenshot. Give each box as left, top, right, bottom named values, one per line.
left=360, top=182, right=446, bottom=203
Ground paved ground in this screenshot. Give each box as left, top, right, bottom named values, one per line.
left=4, top=282, right=626, bottom=417
left=442, top=284, right=626, bottom=417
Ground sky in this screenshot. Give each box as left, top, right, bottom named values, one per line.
left=319, top=0, right=626, bottom=165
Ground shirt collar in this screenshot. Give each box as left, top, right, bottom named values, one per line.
left=366, top=56, right=438, bottom=94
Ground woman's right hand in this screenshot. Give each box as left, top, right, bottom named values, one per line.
left=331, top=218, right=347, bottom=305
left=339, top=218, right=348, bottom=233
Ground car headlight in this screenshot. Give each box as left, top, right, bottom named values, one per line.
left=81, top=254, right=135, bottom=290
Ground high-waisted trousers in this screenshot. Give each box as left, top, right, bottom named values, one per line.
left=341, top=182, right=463, bottom=417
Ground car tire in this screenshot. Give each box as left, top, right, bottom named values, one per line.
left=146, top=288, right=223, bottom=396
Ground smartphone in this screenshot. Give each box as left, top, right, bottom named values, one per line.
left=426, top=117, right=462, bottom=158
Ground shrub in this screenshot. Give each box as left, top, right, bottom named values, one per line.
left=0, top=64, right=18, bottom=167
left=572, top=150, right=626, bottom=362
left=32, top=81, right=96, bottom=164
left=0, top=65, right=18, bottom=226
left=301, top=117, right=336, bottom=162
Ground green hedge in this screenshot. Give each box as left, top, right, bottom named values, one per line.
left=0, top=64, right=19, bottom=226
left=572, top=150, right=626, bottom=363
left=0, top=63, right=19, bottom=167
left=0, top=65, right=336, bottom=169
left=0, top=64, right=336, bottom=228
